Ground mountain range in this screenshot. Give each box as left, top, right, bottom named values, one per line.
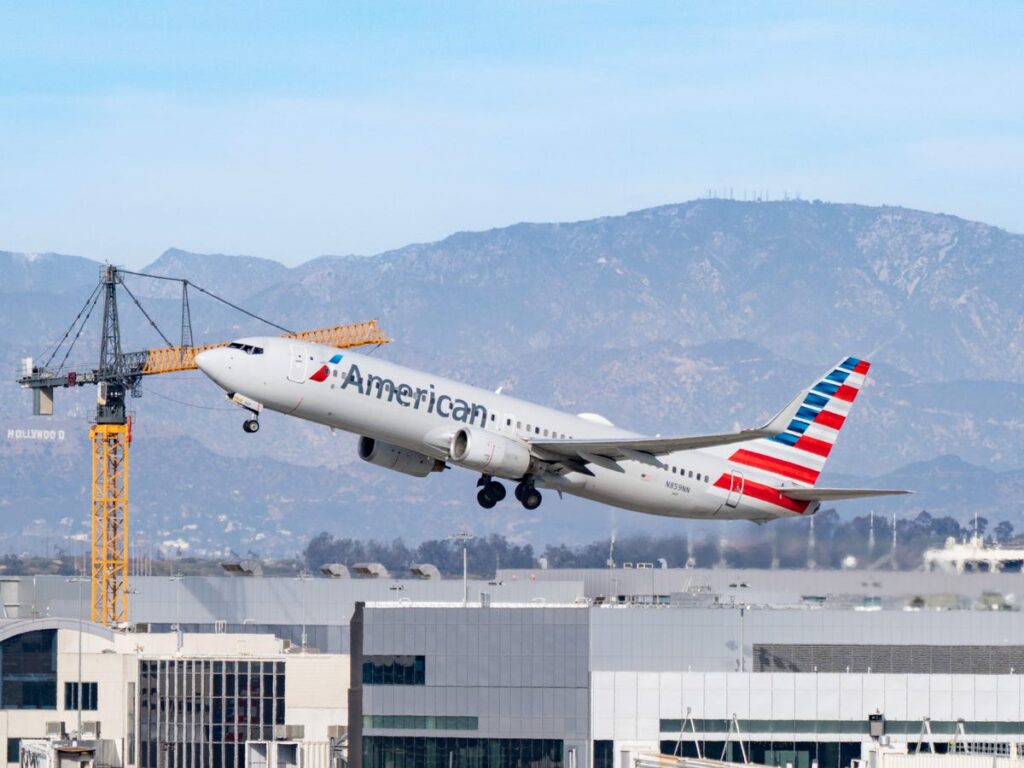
left=1, top=199, right=1022, bottom=556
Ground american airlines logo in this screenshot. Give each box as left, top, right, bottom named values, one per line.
left=318, top=361, right=489, bottom=427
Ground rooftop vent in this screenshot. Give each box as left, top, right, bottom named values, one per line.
left=320, top=563, right=350, bottom=579
left=220, top=560, right=263, bottom=577
left=409, top=563, right=441, bottom=580
left=352, top=563, right=389, bottom=578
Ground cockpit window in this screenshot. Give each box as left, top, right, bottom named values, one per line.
left=226, top=342, right=264, bottom=355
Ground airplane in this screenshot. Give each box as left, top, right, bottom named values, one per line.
left=195, top=338, right=910, bottom=522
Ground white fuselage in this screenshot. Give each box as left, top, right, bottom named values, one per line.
left=197, top=337, right=815, bottom=522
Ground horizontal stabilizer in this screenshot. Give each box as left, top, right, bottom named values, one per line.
left=779, top=487, right=912, bottom=502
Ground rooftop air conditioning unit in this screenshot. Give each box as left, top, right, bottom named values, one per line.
left=352, top=563, right=389, bottom=578
left=220, top=560, right=263, bottom=577
left=409, top=563, right=441, bottom=580
left=274, top=725, right=305, bottom=740
left=320, top=563, right=350, bottom=578
left=45, top=722, right=66, bottom=738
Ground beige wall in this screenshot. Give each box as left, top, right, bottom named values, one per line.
left=283, top=655, right=349, bottom=741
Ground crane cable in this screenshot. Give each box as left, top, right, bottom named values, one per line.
left=118, top=268, right=293, bottom=335
left=119, top=280, right=176, bottom=349
left=54, top=288, right=103, bottom=374
left=40, top=282, right=102, bottom=368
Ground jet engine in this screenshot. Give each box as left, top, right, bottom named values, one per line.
left=449, top=427, right=532, bottom=478
left=358, top=436, right=444, bottom=478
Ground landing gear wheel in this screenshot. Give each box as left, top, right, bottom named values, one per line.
left=243, top=418, right=260, bottom=433
left=477, top=487, right=497, bottom=509
left=486, top=481, right=506, bottom=502
left=516, top=479, right=541, bottom=510
left=521, top=487, right=542, bottom=510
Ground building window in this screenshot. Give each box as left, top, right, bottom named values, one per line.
left=363, top=715, right=478, bottom=730
left=1, top=629, right=57, bottom=710
left=6, top=739, right=21, bottom=764
left=364, top=737, right=563, bottom=768
left=594, top=741, right=613, bottom=768
left=362, top=655, right=426, bottom=685
left=139, top=658, right=285, bottom=768
left=64, top=682, right=98, bottom=711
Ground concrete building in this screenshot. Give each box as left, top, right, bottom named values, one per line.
left=349, top=603, right=589, bottom=768
left=1, top=569, right=1023, bottom=768
left=0, top=619, right=346, bottom=768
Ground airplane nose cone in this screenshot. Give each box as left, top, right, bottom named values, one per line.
left=195, top=347, right=227, bottom=381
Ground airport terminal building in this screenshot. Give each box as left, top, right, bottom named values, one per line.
left=2, top=567, right=1024, bottom=768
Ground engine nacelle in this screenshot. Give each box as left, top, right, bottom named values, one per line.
left=358, top=436, right=444, bottom=478
left=449, top=427, right=532, bottom=478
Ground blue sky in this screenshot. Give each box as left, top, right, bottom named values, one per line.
left=1, top=2, right=1021, bottom=266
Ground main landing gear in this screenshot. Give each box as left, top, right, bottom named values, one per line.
left=476, top=476, right=507, bottom=509
left=476, top=475, right=542, bottom=510
left=242, top=418, right=260, bottom=433
left=515, top=479, right=542, bottom=511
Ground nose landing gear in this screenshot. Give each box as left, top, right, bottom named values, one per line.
left=228, top=393, right=263, bottom=435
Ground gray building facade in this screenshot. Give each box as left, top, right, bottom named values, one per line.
left=349, top=603, right=590, bottom=768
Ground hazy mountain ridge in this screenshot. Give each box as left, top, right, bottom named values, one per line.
left=1, top=199, right=1022, bottom=552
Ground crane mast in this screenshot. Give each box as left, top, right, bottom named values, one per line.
left=92, top=265, right=131, bottom=625
left=18, top=264, right=390, bottom=627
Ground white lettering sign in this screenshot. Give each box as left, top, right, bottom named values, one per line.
left=6, top=428, right=66, bottom=441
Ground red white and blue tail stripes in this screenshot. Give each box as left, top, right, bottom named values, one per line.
left=711, top=357, right=870, bottom=514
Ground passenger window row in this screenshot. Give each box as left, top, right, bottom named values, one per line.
left=664, top=464, right=710, bottom=483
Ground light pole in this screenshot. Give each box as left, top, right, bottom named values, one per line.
left=448, top=532, right=474, bottom=606
left=169, top=574, right=184, bottom=651
left=295, top=571, right=313, bottom=650
left=66, top=577, right=86, bottom=740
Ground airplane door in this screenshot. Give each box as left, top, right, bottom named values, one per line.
left=725, top=470, right=744, bottom=507
left=287, top=345, right=307, bottom=383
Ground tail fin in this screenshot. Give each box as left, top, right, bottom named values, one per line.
left=729, top=356, right=871, bottom=487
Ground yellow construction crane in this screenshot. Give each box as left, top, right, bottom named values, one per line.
left=17, top=264, right=389, bottom=626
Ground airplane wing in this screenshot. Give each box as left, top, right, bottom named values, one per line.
left=531, top=429, right=777, bottom=462
left=530, top=378, right=811, bottom=462
left=779, top=488, right=912, bottom=501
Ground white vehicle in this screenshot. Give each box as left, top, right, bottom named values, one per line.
left=196, top=339, right=908, bottom=522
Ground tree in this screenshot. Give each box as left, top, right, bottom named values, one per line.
left=994, top=520, right=1014, bottom=543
